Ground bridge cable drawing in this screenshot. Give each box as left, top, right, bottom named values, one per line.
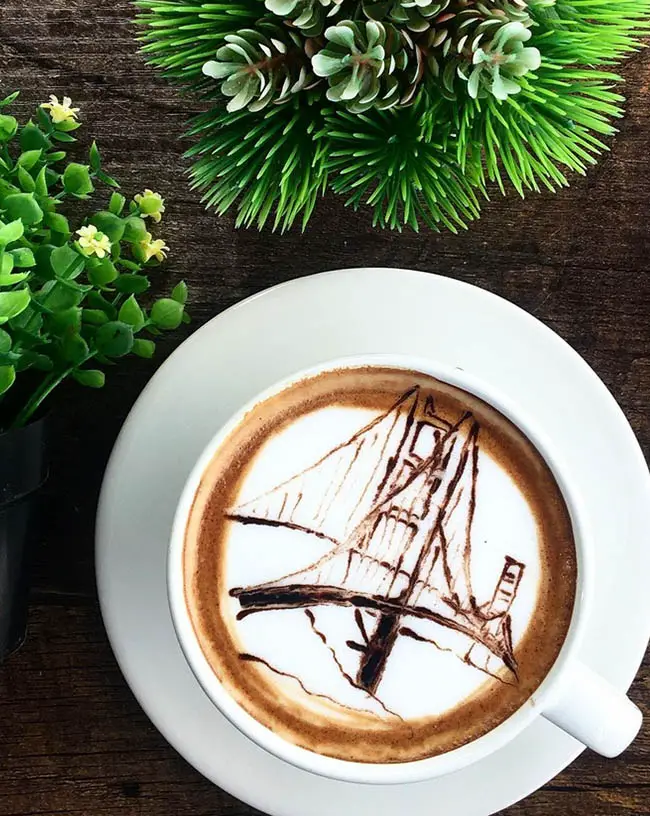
left=227, top=387, right=525, bottom=708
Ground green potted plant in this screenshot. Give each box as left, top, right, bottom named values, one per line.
left=0, top=92, right=189, bottom=660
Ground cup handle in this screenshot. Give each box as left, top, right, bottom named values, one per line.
left=542, top=661, right=642, bottom=757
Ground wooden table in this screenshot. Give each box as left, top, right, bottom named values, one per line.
left=1, top=1, right=649, bottom=814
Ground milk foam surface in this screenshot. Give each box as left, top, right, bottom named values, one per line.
left=223, top=403, right=541, bottom=721
left=185, top=367, right=577, bottom=762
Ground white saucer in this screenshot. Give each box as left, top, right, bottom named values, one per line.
left=96, top=268, right=650, bottom=816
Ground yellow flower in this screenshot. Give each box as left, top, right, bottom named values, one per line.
left=76, top=225, right=111, bottom=259
left=134, top=189, right=166, bottom=223
left=40, top=95, right=80, bottom=125
left=139, top=232, right=169, bottom=263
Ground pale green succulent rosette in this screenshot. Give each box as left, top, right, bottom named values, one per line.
left=312, top=20, right=413, bottom=112
left=265, top=0, right=345, bottom=36
left=203, top=25, right=314, bottom=113
left=465, top=21, right=541, bottom=99
left=363, top=0, right=453, bottom=33
left=424, top=2, right=537, bottom=98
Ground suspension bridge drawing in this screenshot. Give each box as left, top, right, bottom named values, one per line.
left=227, top=386, right=526, bottom=712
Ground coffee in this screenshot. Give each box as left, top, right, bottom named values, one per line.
left=183, top=366, right=577, bottom=764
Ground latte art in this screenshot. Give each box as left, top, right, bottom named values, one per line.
left=184, top=367, right=576, bottom=763
left=228, top=395, right=534, bottom=718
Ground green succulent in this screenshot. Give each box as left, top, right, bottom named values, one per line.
left=312, top=20, right=413, bottom=112
left=265, top=0, right=345, bottom=36
left=363, top=0, right=452, bottom=33
left=202, top=24, right=315, bottom=112
left=427, top=2, right=535, bottom=98
left=464, top=20, right=540, bottom=99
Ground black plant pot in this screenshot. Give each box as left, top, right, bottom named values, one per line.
left=0, top=417, right=48, bottom=662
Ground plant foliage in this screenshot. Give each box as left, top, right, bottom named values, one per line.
left=136, top=0, right=650, bottom=232
left=0, top=93, right=189, bottom=430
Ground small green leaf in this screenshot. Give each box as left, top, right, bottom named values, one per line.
left=34, top=166, right=48, bottom=196
left=0, top=115, right=18, bottom=142
left=117, top=259, right=140, bottom=272
left=1, top=253, right=14, bottom=276
left=14, top=350, right=53, bottom=373
left=0, top=91, right=20, bottom=107
left=37, top=107, right=51, bottom=131
left=181, top=311, right=191, bottom=325
left=89, top=140, right=102, bottom=172
left=55, top=119, right=81, bottom=133
left=20, top=123, right=50, bottom=152
left=4, top=193, right=43, bottom=225
left=33, top=245, right=56, bottom=280
left=0, top=350, right=20, bottom=366
left=109, top=192, right=126, bottom=216
left=73, top=369, right=105, bottom=388
left=0, top=179, right=19, bottom=198
left=0, top=289, right=30, bottom=324
left=45, top=169, right=60, bottom=189
left=63, top=163, right=94, bottom=197
left=133, top=338, right=155, bottom=359
left=50, top=244, right=85, bottom=279
left=0, top=364, right=16, bottom=395
left=17, top=165, right=36, bottom=192
left=95, top=321, right=134, bottom=357
left=52, top=131, right=77, bottom=144
left=32, top=354, right=54, bottom=371
left=0, top=219, right=24, bottom=247
left=118, top=295, right=145, bottom=331
left=17, top=149, right=42, bottom=171
left=90, top=211, right=125, bottom=243
left=96, top=170, right=120, bottom=189
left=47, top=151, right=66, bottom=163
left=0, top=271, right=29, bottom=287
left=58, top=277, right=91, bottom=295
left=88, top=258, right=118, bottom=287
left=9, top=306, right=41, bottom=334
left=33, top=280, right=82, bottom=312
left=87, top=291, right=117, bottom=319
left=44, top=212, right=71, bottom=235
left=122, top=217, right=148, bottom=243
left=61, top=330, right=89, bottom=364
left=82, top=308, right=109, bottom=326
left=0, top=328, right=11, bottom=353
left=151, top=298, right=183, bottom=330
left=48, top=306, right=82, bottom=334
left=10, top=247, right=36, bottom=268
left=114, top=274, right=150, bottom=295
left=171, top=280, right=188, bottom=305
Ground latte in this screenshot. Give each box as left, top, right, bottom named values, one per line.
left=183, top=366, right=577, bottom=763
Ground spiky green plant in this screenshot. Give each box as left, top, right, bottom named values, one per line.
left=186, top=97, right=329, bottom=230
left=135, top=0, right=650, bottom=232
left=325, top=98, right=483, bottom=231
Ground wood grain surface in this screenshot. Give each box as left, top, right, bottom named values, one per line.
left=1, top=1, right=649, bottom=814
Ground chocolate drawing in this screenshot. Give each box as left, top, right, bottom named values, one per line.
left=228, top=387, right=526, bottom=711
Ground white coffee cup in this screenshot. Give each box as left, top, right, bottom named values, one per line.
left=168, top=354, right=642, bottom=785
